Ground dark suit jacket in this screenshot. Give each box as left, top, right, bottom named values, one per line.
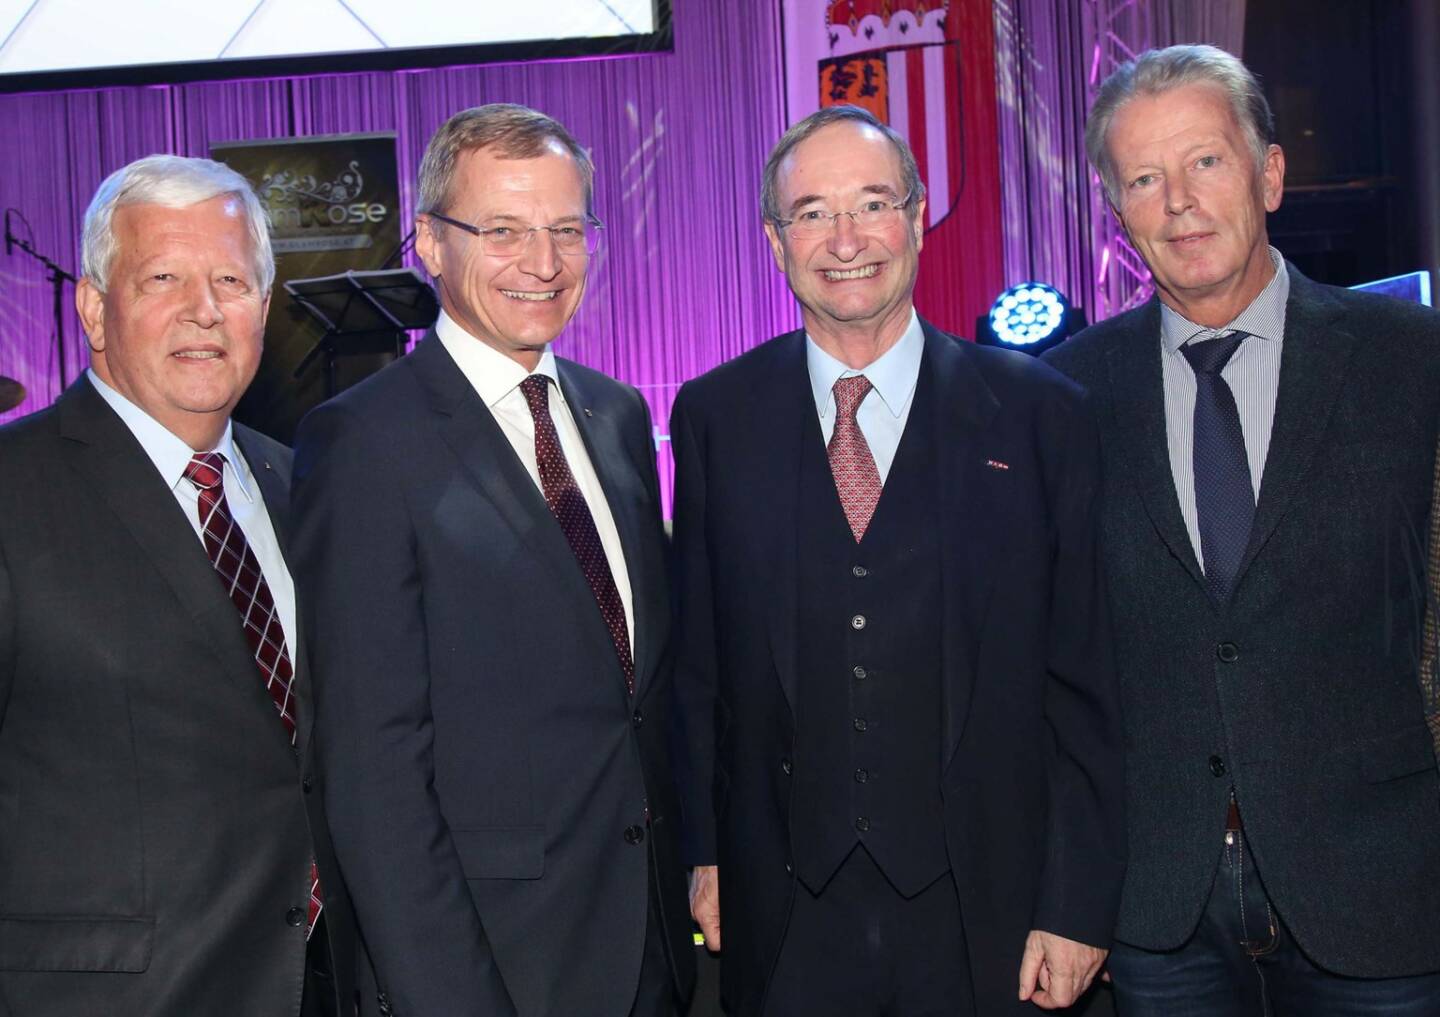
left=1044, top=265, right=1440, bottom=978
left=670, top=321, right=1126, bottom=1015
left=291, top=334, right=696, bottom=1017
left=0, top=377, right=356, bottom=1017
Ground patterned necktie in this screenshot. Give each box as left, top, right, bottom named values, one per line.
left=518, top=375, right=635, bottom=695
left=828, top=374, right=882, bottom=542
left=183, top=452, right=323, bottom=939
left=1182, top=333, right=1254, bottom=602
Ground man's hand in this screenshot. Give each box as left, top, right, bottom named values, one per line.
left=1018, top=929, right=1107, bottom=1009
left=690, top=865, right=721, bottom=952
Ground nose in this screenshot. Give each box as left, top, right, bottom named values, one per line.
left=827, top=211, right=867, bottom=261
left=184, top=279, right=224, bottom=328
left=517, top=227, right=563, bottom=280
left=1163, top=174, right=1195, bottom=216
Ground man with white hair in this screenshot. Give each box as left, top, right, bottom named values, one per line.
left=0, top=154, right=355, bottom=1017
left=1046, top=44, right=1440, bottom=1014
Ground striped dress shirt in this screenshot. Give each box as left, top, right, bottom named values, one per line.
left=1160, top=247, right=1290, bottom=571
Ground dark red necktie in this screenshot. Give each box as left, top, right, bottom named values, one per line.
left=518, top=375, right=635, bottom=694
left=828, top=375, right=882, bottom=541
left=183, top=452, right=323, bottom=939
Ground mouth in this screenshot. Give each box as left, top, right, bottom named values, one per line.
left=821, top=263, right=882, bottom=281
left=1167, top=232, right=1215, bottom=245
left=172, top=349, right=224, bottom=361
left=501, top=289, right=560, bottom=302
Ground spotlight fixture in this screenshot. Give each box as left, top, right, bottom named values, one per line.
left=975, top=282, right=1087, bottom=355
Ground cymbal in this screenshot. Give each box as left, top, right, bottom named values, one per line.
left=0, top=376, right=25, bottom=413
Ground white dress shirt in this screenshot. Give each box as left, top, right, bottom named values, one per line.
left=806, top=309, right=926, bottom=484
left=434, top=310, right=634, bottom=649
left=87, top=368, right=298, bottom=657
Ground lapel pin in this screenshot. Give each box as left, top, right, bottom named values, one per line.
left=583, top=408, right=594, bottom=418
left=985, top=459, right=1010, bottom=471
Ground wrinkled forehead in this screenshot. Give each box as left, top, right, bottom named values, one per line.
left=778, top=123, right=906, bottom=206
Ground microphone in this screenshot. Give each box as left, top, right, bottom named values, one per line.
left=3, top=210, right=12, bottom=257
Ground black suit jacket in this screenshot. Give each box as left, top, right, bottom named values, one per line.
left=291, top=334, right=696, bottom=1017
left=0, top=377, right=356, bottom=1017
left=670, top=321, right=1126, bottom=1015
left=1044, top=265, right=1440, bottom=977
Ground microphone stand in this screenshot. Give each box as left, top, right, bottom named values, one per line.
left=5, top=209, right=78, bottom=392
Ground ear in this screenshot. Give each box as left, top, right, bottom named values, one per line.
left=1261, top=143, right=1285, bottom=213
left=76, top=277, right=106, bottom=354
left=912, top=196, right=927, bottom=252
left=415, top=215, right=444, bottom=279
left=763, top=220, right=787, bottom=273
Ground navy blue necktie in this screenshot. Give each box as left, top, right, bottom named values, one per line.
left=1183, top=332, right=1253, bottom=602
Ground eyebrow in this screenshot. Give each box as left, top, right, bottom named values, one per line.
left=785, top=183, right=901, bottom=214
left=477, top=212, right=585, bottom=225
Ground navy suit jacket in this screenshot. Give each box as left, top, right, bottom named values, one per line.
left=671, top=320, right=1126, bottom=1015
left=1045, top=265, right=1440, bottom=977
left=291, top=334, right=696, bottom=1017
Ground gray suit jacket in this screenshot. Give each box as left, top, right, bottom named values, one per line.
left=1045, top=265, right=1440, bottom=978
left=0, top=377, right=355, bottom=1016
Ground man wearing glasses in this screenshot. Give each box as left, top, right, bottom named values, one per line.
left=670, top=105, right=1125, bottom=1015
left=291, top=104, right=695, bottom=1017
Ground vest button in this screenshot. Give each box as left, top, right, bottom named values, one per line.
left=850, top=614, right=867, bottom=630
left=854, top=768, right=869, bottom=784
left=302, top=776, right=314, bottom=794
left=852, top=665, right=868, bottom=681
left=853, top=718, right=868, bottom=733
left=623, top=824, right=646, bottom=845
left=855, top=816, right=870, bottom=832
left=852, top=565, right=869, bottom=578
left=781, top=757, right=792, bottom=775
left=632, top=709, right=644, bottom=727
left=1216, top=642, right=1239, bottom=663
left=285, top=906, right=305, bottom=927
left=1209, top=755, right=1227, bottom=778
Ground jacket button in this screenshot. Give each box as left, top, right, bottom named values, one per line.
left=1216, top=642, right=1239, bottom=663
left=632, top=709, right=644, bottom=728
left=852, top=665, right=868, bottom=681
left=854, top=768, right=869, bottom=784
left=285, top=906, right=305, bottom=927
left=852, top=565, right=869, bottom=578
left=784, top=860, right=794, bottom=875
left=850, top=614, right=867, bottom=630
left=302, top=776, right=314, bottom=794
left=853, top=718, right=868, bottom=733
left=780, top=757, right=792, bottom=775
left=623, top=824, right=646, bottom=845
left=1209, top=755, right=1227, bottom=778
left=855, top=817, right=870, bottom=832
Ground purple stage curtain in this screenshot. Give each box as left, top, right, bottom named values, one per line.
left=0, top=3, right=799, bottom=513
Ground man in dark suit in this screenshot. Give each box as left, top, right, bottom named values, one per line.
left=671, top=104, right=1125, bottom=1016
left=0, top=155, right=355, bottom=1017
left=1044, top=45, right=1440, bottom=1015
left=291, top=104, right=696, bottom=1017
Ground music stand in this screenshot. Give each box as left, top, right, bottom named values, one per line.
left=286, top=268, right=439, bottom=397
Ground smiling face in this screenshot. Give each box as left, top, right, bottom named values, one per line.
left=77, top=195, right=268, bottom=451
left=416, top=142, right=589, bottom=369
left=764, top=121, right=925, bottom=357
left=1105, top=82, right=1284, bottom=327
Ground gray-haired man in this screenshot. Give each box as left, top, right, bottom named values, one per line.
left=1046, top=44, right=1440, bottom=1015
left=0, top=154, right=356, bottom=1017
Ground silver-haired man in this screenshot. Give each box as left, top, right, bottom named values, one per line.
left=0, top=154, right=355, bottom=1017
left=1046, top=44, right=1440, bottom=1015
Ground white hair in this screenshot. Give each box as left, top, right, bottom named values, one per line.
left=81, top=154, right=274, bottom=292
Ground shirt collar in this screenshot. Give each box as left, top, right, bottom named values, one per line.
left=807, top=309, right=925, bottom=421
left=435, top=308, right=560, bottom=407
left=87, top=368, right=252, bottom=500
left=1161, top=246, right=1290, bottom=353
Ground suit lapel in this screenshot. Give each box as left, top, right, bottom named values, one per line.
left=406, top=336, right=630, bottom=696
left=1235, top=269, right=1355, bottom=585
left=765, top=333, right=810, bottom=715
left=556, top=362, right=664, bottom=700
left=922, top=323, right=1002, bottom=771
left=1104, top=299, right=1207, bottom=590
left=57, top=380, right=291, bottom=744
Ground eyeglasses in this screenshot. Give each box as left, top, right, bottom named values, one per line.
left=425, top=211, right=604, bottom=256
left=773, top=192, right=914, bottom=239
